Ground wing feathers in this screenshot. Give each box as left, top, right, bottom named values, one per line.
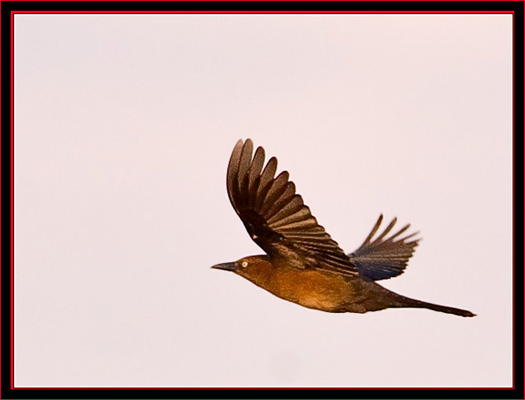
left=262, top=186, right=295, bottom=218
left=271, top=207, right=311, bottom=228
left=248, top=147, right=265, bottom=192
left=227, top=140, right=243, bottom=208
left=226, top=139, right=358, bottom=276
left=284, top=228, right=329, bottom=237
left=349, top=215, right=420, bottom=281
left=362, top=214, right=383, bottom=244
left=385, top=223, right=411, bottom=241
left=260, top=171, right=290, bottom=214
left=260, top=157, right=277, bottom=188
left=238, top=139, right=253, bottom=192
left=253, top=157, right=278, bottom=211
left=274, top=216, right=319, bottom=232
left=267, top=195, right=304, bottom=224
left=371, top=217, right=397, bottom=243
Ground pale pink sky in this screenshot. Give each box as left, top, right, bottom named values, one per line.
left=14, top=13, right=512, bottom=387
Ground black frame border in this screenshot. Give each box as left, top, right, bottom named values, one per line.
left=1, top=1, right=523, bottom=399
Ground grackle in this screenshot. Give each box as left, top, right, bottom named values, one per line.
left=212, top=139, right=475, bottom=317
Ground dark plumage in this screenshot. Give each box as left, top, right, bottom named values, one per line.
left=349, top=214, right=419, bottom=281
left=212, top=139, right=475, bottom=317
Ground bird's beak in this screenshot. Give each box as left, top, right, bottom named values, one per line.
left=211, top=262, right=236, bottom=272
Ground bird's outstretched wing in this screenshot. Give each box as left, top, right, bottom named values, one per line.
left=348, top=215, right=420, bottom=281
left=227, top=139, right=358, bottom=277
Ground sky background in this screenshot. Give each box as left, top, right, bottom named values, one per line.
left=14, top=13, right=512, bottom=387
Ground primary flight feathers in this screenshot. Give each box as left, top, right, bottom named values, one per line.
left=349, top=215, right=419, bottom=281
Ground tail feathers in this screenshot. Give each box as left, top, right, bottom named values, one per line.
left=393, top=295, right=476, bottom=317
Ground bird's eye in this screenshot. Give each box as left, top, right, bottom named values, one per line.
left=241, top=261, right=248, bottom=268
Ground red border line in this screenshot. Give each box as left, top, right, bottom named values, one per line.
left=511, top=9, right=516, bottom=392
left=9, top=10, right=514, bottom=14
left=10, top=8, right=15, bottom=391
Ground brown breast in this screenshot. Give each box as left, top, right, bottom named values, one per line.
left=266, top=267, right=354, bottom=312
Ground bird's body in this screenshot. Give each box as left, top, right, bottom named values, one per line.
left=239, top=258, right=387, bottom=313
left=236, top=256, right=352, bottom=312
left=212, top=139, right=474, bottom=317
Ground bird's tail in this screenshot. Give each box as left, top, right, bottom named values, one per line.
left=390, top=293, right=475, bottom=317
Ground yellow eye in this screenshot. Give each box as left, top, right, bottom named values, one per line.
left=241, top=261, right=248, bottom=268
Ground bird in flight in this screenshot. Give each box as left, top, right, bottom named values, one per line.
left=212, top=139, right=474, bottom=317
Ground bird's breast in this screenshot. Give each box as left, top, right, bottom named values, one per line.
left=264, top=268, right=354, bottom=312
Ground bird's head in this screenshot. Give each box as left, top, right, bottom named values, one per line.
left=211, top=255, right=273, bottom=284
